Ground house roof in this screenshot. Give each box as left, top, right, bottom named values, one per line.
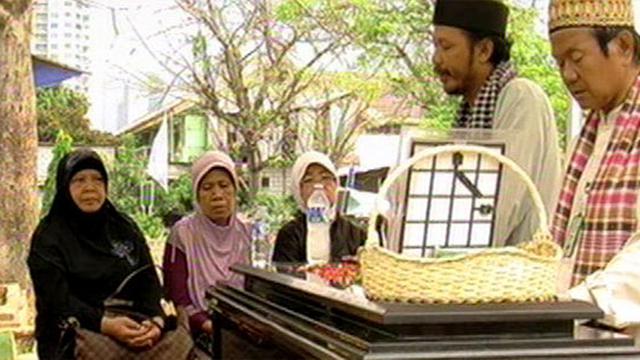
left=32, top=55, right=85, bottom=88
left=367, top=95, right=425, bottom=124
left=116, top=99, right=197, bottom=136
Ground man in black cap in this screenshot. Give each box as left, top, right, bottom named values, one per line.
left=431, top=0, right=562, bottom=246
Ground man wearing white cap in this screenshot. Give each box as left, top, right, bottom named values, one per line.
left=549, top=0, right=640, bottom=340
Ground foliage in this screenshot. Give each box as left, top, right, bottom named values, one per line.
left=297, top=72, right=390, bottom=165
left=167, top=0, right=358, bottom=193
left=278, top=0, right=571, bottom=146
left=130, top=211, right=167, bottom=241
left=0, top=331, right=15, bottom=360
left=38, top=130, right=299, bottom=239
left=240, top=192, right=298, bottom=235
left=108, top=135, right=149, bottom=216
left=509, top=8, right=571, bottom=146
left=40, top=130, right=74, bottom=216
left=154, top=173, right=194, bottom=227
left=38, top=134, right=168, bottom=239
left=37, top=87, right=117, bottom=145
left=108, top=137, right=196, bottom=237
left=101, top=136, right=165, bottom=239
left=278, top=0, right=436, bottom=113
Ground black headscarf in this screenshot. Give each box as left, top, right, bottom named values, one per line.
left=433, top=0, right=509, bottom=37
left=40, top=148, right=142, bottom=266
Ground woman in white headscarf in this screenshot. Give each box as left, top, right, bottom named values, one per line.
left=272, top=151, right=366, bottom=263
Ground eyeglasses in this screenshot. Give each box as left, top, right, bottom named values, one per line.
left=301, top=174, right=336, bottom=187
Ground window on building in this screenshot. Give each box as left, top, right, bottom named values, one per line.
left=171, top=113, right=210, bottom=163
left=50, top=23, right=58, bottom=28
left=261, top=177, right=271, bottom=189
left=64, top=33, right=71, bottom=38
left=51, top=44, right=58, bottom=49
left=171, top=117, right=184, bottom=163
left=36, top=24, right=47, bottom=31
left=35, top=44, right=47, bottom=52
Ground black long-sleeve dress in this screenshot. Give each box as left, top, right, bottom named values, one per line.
left=272, top=212, right=366, bottom=263
left=27, top=150, right=164, bottom=359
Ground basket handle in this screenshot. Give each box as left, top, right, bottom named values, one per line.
left=367, top=144, right=550, bottom=247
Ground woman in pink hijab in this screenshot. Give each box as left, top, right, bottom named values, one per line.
left=162, top=151, right=250, bottom=341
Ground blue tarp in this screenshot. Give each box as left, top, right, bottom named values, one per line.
left=32, top=56, right=83, bottom=88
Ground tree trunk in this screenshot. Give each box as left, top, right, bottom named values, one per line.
left=0, top=2, right=38, bottom=287
left=247, top=148, right=261, bottom=196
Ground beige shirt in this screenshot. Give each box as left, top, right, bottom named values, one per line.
left=492, top=78, right=563, bottom=246
left=564, top=106, right=621, bottom=245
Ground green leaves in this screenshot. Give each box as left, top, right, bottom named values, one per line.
left=36, top=87, right=116, bottom=145
left=508, top=7, right=570, bottom=146
left=279, top=0, right=570, bottom=142
left=40, top=130, right=74, bottom=216
left=241, top=192, right=298, bottom=234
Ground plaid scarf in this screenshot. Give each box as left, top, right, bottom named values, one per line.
left=455, top=61, right=518, bottom=129
left=552, top=75, right=640, bottom=286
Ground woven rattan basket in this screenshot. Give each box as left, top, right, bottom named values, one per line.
left=358, top=145, right=562, bottom=304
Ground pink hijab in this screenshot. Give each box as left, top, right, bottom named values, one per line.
left=168, top=151, right=250, bottom=315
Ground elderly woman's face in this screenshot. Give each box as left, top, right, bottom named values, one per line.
left=300, top=164, right=337, bottom=206
left=198, top=168, right=236, bottom=225
left=69, top=169, right=107, bottom=213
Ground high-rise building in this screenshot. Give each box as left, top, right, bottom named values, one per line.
left=31, top=0, right=91, bottom=93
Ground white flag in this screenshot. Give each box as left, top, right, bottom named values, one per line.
left=147, top=116, right=169, bottom=190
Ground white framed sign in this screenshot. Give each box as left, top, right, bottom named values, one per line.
left=387, top=127, right=520, bottom=257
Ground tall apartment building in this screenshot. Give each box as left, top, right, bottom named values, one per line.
left=31, top=0, right=91, bottom=93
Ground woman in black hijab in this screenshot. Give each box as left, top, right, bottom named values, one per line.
left=27, top=149, right=166, bottom=359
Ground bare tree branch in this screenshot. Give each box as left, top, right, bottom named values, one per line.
left=0, top=5, right=10, bottom=23
left=0, top=0, right=33, bottom=17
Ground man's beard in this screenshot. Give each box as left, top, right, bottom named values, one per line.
left=435, top=52, right=475, bottom=97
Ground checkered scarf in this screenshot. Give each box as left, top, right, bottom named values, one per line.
left=552, top=75, right=640, bottom=286
left=455, top=61, right=518, bottom=129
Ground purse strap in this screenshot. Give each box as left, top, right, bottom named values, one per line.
left=104, top=263, right=154, bottom=303
left=102, top=264, right=178, bottom=330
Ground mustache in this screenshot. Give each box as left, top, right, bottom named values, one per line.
left=434, top=66, right=451, bottom=77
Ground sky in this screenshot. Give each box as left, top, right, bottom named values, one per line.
left=86, top=0, right=191, bottom=132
